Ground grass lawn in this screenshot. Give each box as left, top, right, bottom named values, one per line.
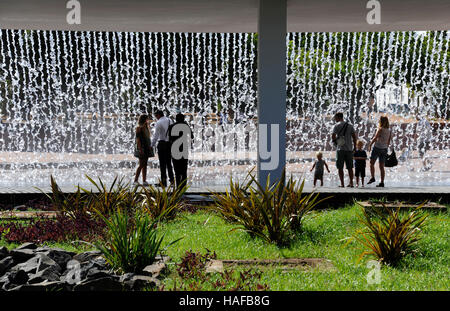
left=1, top=204, right=448, bottom=291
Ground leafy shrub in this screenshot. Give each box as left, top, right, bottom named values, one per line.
left=39, top=175, right=142, bottom=219
left=83, top=175, right=141, bottom=216
left=0, top=213, right=106, bottom=243
left=38, top=176, right=88, bottom=219
left=210, top=169, right=329, bottom=245
left=94, top=209, right=181, bottom=274
left=350, top=202, right=429, bottom=266
left=140, top=183, right=188, bottom=221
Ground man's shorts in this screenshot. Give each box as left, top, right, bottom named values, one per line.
left=336, top=150, right=353, bottom=170
left=370, top=146, right=388, bottom=164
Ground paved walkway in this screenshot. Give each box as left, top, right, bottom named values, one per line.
left=1, top=150, right=449, bottom=190
left=0, top=184, right=448, bottom=195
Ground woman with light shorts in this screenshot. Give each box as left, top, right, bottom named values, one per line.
left=368, top=116, right=392, bottom=188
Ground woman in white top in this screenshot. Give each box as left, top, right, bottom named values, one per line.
left=368, top=116, right=391, bottom=187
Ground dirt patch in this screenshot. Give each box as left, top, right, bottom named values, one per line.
left=358, top=201, right=447, bottom=210
left=206, top=258, right=336, bottom=273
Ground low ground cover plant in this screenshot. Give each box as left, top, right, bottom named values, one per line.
left=349, top=202, right=429, bottom=266
left=209, top=169, right=329, bottom=245
left=0, top=213, right=106, bottom=243
left=161, top=249, right=269, bottom=291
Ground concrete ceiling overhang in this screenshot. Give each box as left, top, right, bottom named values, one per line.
left=0, top=0, right=449, bottom=33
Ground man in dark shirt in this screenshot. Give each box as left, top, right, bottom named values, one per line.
left=169, top=113, right=194, bottom=188
left=354, top=140, right=368, bottom=187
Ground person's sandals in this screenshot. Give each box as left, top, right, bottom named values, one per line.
left=376, top=182, right=384, bottom=187
left=347, top=184, right=354, bottom=188
left=367, top=177, right=376, bottom=184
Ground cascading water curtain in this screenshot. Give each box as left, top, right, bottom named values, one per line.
left=286, top=31, right=449, bottom=186
left=0, top=30, right=448, bottom=187
left=0, top=30, right=258, bottom=186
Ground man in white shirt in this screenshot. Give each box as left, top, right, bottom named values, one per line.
left=152, top=110, right=174, bottom=187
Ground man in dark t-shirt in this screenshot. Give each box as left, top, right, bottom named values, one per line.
left=354, top=140, right=368, bottom=187
left=169, top=113, right=194, bottom=188
left=332, top=112, right=357, bottom=187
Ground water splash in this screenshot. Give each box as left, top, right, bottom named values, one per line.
left=0, top=30, right=448, bottom=188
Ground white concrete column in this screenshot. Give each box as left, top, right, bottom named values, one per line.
left=257, top=0, right=287, bottom=185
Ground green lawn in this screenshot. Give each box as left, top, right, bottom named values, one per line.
left=1, top=204, right=448, bottom=290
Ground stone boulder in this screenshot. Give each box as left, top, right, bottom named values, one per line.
left=28, top=266, right=61, bottom=284
left=122, top=275, right=160, bottom=290
left=10, top=281, right=66, bottom=291
left=0, top=245, right=169, bottom=291
left=73, top=277, right=123, bottom=291
left=7, top=270, right=29, bottom=285
left=0, top=256, right=15, bottom=276
left=10, top=249, right=35, bottom=264
left=42, top=249, right=75, bottom=269
left=142, top=262, right=166, bottom=279
left=12, top=253, right=61, bottom=274
left=15, top=243, right=38, bottom=251
left=72, top=251, right=102, bottom=264
left=0, top=246, right=9, bottom=261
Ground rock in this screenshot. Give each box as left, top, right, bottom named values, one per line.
left=2, top=279, right=16, bottom=291
left=0, top=273, right=10, bottom=288
left=13, top=205, right=27, bottom=211
left=9, top=281, right=66, bottom=291
left=205, top=260, right=224, bottom=273
left=8, top=270, right=29, bottom=285
left=34, top=246, right=52, bottom=253
left=15, top=242, right=38, bottom=251
left=86, top=268, right=112, bottom=280
left=142, top=262, right=166, bottom=278
left=37, top=254, right=62, bottom=273
left=123, top=275, right=160, bottom=290
left=10, top=249, right=35, bottom=263
left=73, top=277, right=123, bottom=291
left=91, top=256, right=108, bottom=268
left=60, top=260, right=103, bottom=283
left=28, top=266, right=61, bottom=284
left=42, top=249, right=74, bottom=268
left=155, top=255, right=170, bottom=264
left=79, top=262, right=98, bottom=280
left=0, top=246, right=9, bottom=260
left=0, top=256, right=15, bottom=276
left=72, top=251, right=101, bottom=264
left=119, top=273, right=135, bottom=283
left=12, top=253, right=61, bottom=274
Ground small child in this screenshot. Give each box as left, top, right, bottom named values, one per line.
left=310, top=152, right=330, bottom=187
left=354, top=140, right=368, bottom=187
